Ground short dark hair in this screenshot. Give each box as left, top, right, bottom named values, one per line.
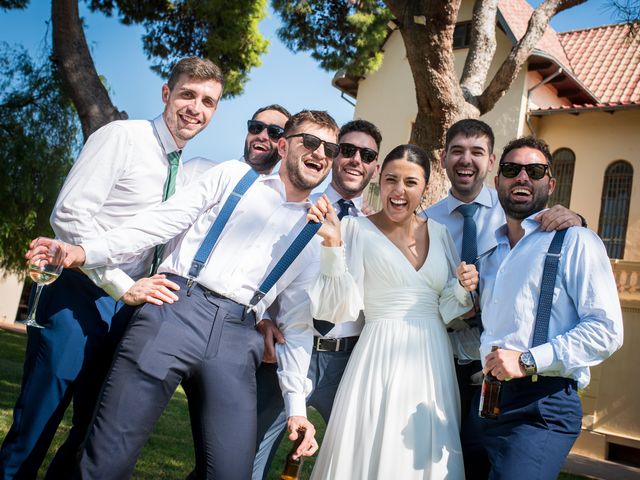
left=445, top=119, right=495, bottom=153
left=339, top=119, right=383, bottom=149
left=500, top=136, right=553, bottom=173
left=283, top=110, right=339, bottom=137
left=251, top=104, right=291, bottom=121
left=167, top=57, right=225, bottom=90
left=381, top=144, right=430, bottom=183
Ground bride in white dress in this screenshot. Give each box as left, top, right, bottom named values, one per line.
left=307, top=144, right=478, bottom=480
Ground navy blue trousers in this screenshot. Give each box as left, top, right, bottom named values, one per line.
left=251, top=348, right=351, bottom=480
left=0, top=269, right=132, bottom=480
left=461, top=376, right=582, bottom=480
left=78, top=275, right=264, bottom=480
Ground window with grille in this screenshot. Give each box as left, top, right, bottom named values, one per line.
left=548, top=148, right=575, bottom=208
left=598, top=160, right=633, bottom=259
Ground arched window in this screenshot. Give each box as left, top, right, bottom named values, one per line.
left=598, top=160, right=633, bottom=259
left=548, top=148, right=575, bottom=208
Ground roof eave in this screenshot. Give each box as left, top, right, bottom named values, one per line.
left=529, top=103, right=640, bottom=116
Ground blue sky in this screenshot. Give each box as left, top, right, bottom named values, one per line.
left=0, top=1, right=620, bottom=163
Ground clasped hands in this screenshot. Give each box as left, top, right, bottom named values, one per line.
left=25, top=237, right=179, bottom=306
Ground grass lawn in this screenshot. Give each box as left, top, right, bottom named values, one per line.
left=1, top=329, right=584, bottom=479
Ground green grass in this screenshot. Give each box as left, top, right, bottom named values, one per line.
left=0, top=329, right=583, bottom=479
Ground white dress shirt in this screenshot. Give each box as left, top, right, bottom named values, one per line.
left=424, top=186, right=505, bottom=257
left=475, top=215, right=623, bottom=388
left=51, top=115, right=181, bottom=299
left=81, top=160, right=318, bottom=417
left=181, top=156, right=221, bottom=185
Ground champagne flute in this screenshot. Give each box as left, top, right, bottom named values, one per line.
left=19, top=238, right=66, bottom=329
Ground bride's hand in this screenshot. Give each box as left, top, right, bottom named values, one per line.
left=307, top=194, right=341, bottom=247
left=456, top=261, right=478, bottom=292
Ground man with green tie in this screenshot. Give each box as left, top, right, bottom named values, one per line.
left=0, top=57, right=224, bottom=480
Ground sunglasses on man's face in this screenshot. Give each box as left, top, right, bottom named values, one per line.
left=339, top=143, right=378, bottom=164
left=247, top=120, right=285, bottom=141
left=286, top=133, right=340, bottom=159
left=499, top=162, right=550, bottom=180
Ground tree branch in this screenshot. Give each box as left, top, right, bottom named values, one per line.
left=476, top=0, right=587, bottom=114
left=460, top=0, right=499, bottom=99
left=51, top=0, right=126, bottom=140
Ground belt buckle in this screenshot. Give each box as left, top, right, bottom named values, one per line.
left=315, top=337, right=339, bottom=352
left=334, top=338, right=341, bottom=352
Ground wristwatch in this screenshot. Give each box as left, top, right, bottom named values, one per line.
left=519, top=351, right=537, bottom=376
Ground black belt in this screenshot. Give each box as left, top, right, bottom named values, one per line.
left=313, top=336, right=359, bottom=353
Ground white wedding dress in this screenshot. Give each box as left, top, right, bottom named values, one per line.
left=309, top=217, right=471, bottom=480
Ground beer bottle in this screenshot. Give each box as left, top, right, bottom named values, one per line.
left=479, top=346, right=502, bottom=419
left=280, top=427, right=306, bottom=480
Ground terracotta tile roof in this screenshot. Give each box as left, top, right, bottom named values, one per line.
left=558, top=24, right=640, bottom=103
left=498, top=0, right=572, bottom=69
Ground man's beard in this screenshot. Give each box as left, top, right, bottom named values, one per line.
left=499, top=187, right=550, bottom=220
left=244, top=143, right=280, bottom=174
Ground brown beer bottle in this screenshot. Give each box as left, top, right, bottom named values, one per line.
left=479, top=346, right=502, bottom=419
left=280, top=427, right=306, bottom=480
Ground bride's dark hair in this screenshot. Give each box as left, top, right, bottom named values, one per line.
left=380, top=144, right=430, bottom=183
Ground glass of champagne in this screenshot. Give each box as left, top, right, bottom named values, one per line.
left=19, top=238, right=66, bottom=329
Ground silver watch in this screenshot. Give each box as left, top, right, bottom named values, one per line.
left=519, top=351, right=537, bottom=376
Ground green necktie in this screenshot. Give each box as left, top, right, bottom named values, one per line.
left=150, top=150, right=181, bottom=274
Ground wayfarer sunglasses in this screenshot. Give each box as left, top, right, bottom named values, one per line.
left=499, top=162, right=550, bottom=180
left=247, top=120, right=285, bottom=141
left=286, top=133, right=340, bottom=159
left=339, top=143, right=378, bottom=164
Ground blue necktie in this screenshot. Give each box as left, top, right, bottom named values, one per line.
left=337, top=199, right=354, bottom=220
left=456, top=203, right=479, bottom=264
left=313, top=199, right=355, bottom=336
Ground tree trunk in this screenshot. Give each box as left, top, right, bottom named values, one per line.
left=386, top=0, right=479, bottom=206
left=51, top=0, right=126, bottom=141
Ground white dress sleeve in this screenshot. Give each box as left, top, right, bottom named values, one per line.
left=309, top=217, right=365, bottom=325
left=436, top=222, right=474, bottom=324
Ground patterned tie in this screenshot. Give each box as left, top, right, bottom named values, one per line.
left=337, top=199, right=354, bottom=220
left=314, top=198, right=356, bottom=336
left=150, top=150, right=181, bottom=274
left=456, top=203, right=479, bottom=264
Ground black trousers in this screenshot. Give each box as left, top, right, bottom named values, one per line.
left=79, top=275, right=264, bottom=480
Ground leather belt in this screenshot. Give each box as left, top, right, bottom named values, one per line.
left=313, top=336, right=359, bottom=353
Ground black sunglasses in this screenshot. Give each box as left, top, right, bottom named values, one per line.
left=339, top=143, right=378, bottom=164
left=286, top=133, right=340, bottom=159
left=499, top=162, right=550, bottom=180
left=247, top=120, right=285, bottom=141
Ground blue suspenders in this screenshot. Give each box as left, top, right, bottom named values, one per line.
left=187, top=168, right=260, bottom=287
left=186, top=168, right=322, bottom=318
left=532, top=228, right=568, bottom=347
left=475, top=228, right=568, bottom=341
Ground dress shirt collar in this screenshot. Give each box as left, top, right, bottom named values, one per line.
left=265, top=169, right=313, bottom=208
left=445, top=185, right=493, bottom=215
left=153, top=115, right=180, bottom=156
left=494, top=209, right=548, bottom=247
left=322, top=183, right=364, bottom=212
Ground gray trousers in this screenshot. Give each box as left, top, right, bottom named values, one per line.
left=79, top=275, right=263, bottom=480
left=251, top=347, right=352, bottom=480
